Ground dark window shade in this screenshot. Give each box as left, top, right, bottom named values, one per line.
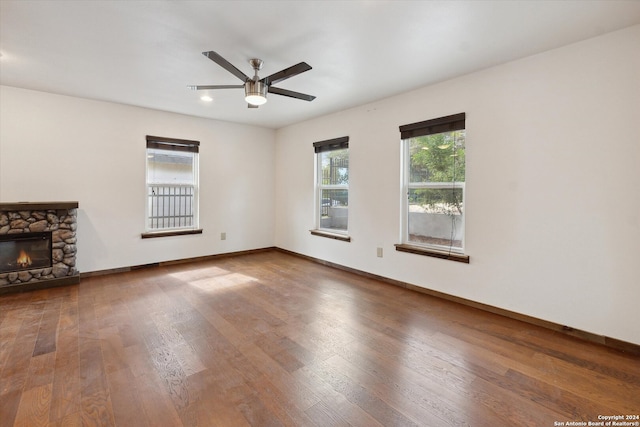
left=313, top=136, right=349, bottom=153
left=146, top=135, right=200, bottom=153
left=399, top=113, right=465, bottom=140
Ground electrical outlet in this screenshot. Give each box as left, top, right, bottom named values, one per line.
left=221, top=232, right=226, bottom=240
left=377, top=247, right=383, bottom=258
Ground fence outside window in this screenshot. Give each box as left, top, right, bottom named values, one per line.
left=320, top=157, right=349, bottom=217
left=147, top=184, right=195, bottom=229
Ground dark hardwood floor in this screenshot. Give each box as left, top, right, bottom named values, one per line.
left=1, top=250, right=638, bottom=426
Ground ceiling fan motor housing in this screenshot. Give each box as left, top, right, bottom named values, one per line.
left=245, top=80, right=268, bottom=105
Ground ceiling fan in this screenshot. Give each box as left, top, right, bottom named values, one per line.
left=188, top=51, right=316, bottom=108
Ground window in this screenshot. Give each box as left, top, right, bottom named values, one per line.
left=312, top=136, right=350, bottom=240
left=398, top=113, right=468, bottom=262
left=143, top=135, right=201, bottom=238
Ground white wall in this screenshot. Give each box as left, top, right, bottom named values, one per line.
left=0, top=86, right=276, bottom=273
left=275, top=25, right=640, bottom=345
left=1, top=26, right=638, bottom=346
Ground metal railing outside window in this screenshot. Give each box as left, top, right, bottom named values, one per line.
left=147, top=184, right=195, bottom=230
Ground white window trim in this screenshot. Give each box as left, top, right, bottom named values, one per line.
left=143, top=136, right=200, bottom=237
left=315, top=153, right=349, bottom=235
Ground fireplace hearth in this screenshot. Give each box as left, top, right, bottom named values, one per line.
left=0, top=202, right=79, bottom=293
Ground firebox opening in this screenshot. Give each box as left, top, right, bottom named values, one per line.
left=0, top=232, right=53, bottom=274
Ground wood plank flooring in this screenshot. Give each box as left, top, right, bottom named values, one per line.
left=1, top=250, right=638, bottom=426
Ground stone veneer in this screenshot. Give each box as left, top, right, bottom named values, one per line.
left=0, top=202, right=79, bottom=290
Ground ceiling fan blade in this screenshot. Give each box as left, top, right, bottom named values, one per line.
left=187, top=85, right=244, bottom=90
left=248, top=103, right=258, bottom=109
left=268, top=86, right=316, bottom=101
left=202, top=51, right=250, bottom=82
left=261, top=62, right=312, bottom=85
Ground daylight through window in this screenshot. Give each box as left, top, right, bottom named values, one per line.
left=314, top=136, right=349, bottom=235
left=145, top=136, right=199, bottom=232
left=400, top=113, right=465, bottom=252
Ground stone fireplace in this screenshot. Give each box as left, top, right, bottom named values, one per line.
left=0, top=202, right=79, bottom=294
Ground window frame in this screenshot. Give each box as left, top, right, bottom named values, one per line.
left=311, top=136, right=351, bottom=240
left=397, top=114, right=469, bottom=262
left=142, top=135, right=202, bottom=239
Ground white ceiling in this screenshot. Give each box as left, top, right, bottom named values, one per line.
left=2, top=1, right=640, bottom=129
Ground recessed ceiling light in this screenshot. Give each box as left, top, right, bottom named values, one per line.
left=200, top=94, right=213, bottom=102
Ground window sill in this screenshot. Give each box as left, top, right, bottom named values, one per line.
left=394, top=243, right=469, bottom=263
left=310, top=229, right=351, bottom=242
left=141, top=229, right=203, bottom=239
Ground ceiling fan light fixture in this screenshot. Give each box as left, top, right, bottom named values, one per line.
left=245, top=81, right=267, bottom=105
